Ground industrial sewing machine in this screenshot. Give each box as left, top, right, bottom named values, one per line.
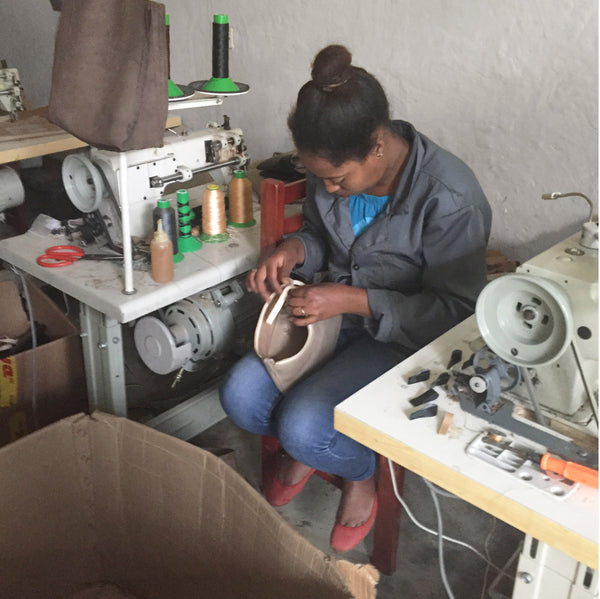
left=60, top=119, right=259, bottom=387
left=61, top=118, right=249, bottom=247
left=450, top=204, right=598, bottom=468
left=0, top=66, right=25, bottom=121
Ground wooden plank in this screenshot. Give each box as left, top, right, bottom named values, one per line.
left=0, top=109, right=182, bottom=165
left=335, top=408, right=598, bottom=569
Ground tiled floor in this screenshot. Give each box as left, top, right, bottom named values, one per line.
left=190, top=417, right=523, bottom=599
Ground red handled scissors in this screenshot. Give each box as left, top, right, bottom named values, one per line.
left=36, top=245, right=122, bottom=267
left=37, top=245, right=85, bottom=267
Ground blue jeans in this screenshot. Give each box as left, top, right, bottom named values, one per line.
left=219, top=330, right=405, bottom=481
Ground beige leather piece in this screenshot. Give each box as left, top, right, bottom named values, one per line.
left=254, top=280, right=342, bottom=392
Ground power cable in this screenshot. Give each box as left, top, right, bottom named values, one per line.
left=387, top=458, right=515, bottom=598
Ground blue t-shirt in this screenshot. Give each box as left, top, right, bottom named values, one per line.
left=349, top=193, right=389, bottom=237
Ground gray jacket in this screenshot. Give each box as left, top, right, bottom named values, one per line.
left=290, top=120, right=492, bottom=353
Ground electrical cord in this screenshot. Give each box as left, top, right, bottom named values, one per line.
left=387, top=458, right=515, bottom=594
left=479, top=516, right=496, bottom=599
left=423, top=477, right=455, bottom=599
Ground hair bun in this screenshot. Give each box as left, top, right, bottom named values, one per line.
left=311, top=45, right=353, bottom=91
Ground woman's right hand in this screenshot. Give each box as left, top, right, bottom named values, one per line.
left=246, top=238, right=305, bottom=302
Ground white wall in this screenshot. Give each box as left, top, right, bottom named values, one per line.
left=1, top=0, right=597, bottom=262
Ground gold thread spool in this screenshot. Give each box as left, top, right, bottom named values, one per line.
left=201, top=184, right=229, bottom=242
left=229, top=170, right=255, bottom=227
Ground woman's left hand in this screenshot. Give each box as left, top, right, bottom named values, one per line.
left=286, top=282, right=372, bottom=325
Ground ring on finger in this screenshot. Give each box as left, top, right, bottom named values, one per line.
left=300, top=308, right=306, bottom=317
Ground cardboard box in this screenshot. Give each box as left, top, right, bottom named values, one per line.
left=0, top=279, right=87, bottom=444
left=0, top=412, right=378, bottom=599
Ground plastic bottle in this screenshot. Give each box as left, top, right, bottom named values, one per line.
left=152, top=198, right=179, bottom=255
left=150, top=219, right=174, bottom=283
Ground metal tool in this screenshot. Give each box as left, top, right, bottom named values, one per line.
left=480, top=431, right=598, bottom=488
left=36, top=245, right=123, bottom=267
left=467, top=431, right=579, bottom=498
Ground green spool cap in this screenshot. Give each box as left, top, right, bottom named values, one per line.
left=179, top=236, right=203, bottom=253
left=200, top=232, right=229, bottom=243
left=214, top=14, right=228, bottom=24
left=168, top=80, right=184, bottom=98
left=228, top=219, right=256, bottom=229
left=176, top=189, right=190, bottom=203
left=201, top=78, right=240, bottom=93
left=233, top=170, right=246, bottom=178
left=157, top=198, right=170, bottom=208
left=165, top=13, right=170, bottom=25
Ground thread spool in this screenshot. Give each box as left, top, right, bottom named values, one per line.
left=228, top=170, right=255, bottom=228
left=200, top=15, right=240, bottom=93
left=176, top=189, right=202, bottom=253
left=212, top=16, right=230, bottom=79
left=201, top=184, right=229, bottom=242
left=166, top=14, right=184, bottom=98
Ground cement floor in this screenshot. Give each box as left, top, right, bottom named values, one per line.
left=190, top=417, right=523, bottom=599
left=13, top=276, right=522, bottom=598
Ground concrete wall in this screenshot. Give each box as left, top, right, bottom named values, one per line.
left=1, top=0, right=597, bottom=262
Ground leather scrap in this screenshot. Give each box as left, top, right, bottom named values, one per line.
left=409, top=404, right=438, bottom=420
left=409, top=387, right=439, bottom=407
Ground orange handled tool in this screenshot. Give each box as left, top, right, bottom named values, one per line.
left=539, top=454, right=599, bottom=488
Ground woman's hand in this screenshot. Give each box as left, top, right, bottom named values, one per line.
left=285, top=282, right=372, bottom=325
left=246, top=238, right=305, bottom=302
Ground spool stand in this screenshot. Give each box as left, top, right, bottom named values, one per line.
left=176, top=189, right=202, bottom=253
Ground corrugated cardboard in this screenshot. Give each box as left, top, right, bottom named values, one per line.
left=0, top=279, right=87, bottom=444
left=0, top=412, right=378, bottom=599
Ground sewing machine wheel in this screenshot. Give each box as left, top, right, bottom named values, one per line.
left=61, top=153, right=104, bottom=213
left=476, top=273, right=573, bottom=367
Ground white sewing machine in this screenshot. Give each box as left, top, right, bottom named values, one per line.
left=0, top=67, right=24, bottom=120
left=451, top=216, right=598, bottom=466
left=61, top=121, right=249, bottom=246
left=57, top=119, right=258, bottom=386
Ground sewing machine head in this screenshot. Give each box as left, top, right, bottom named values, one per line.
left=452, top=225, right=598, bottom=463
left=61, top=122, right=249, bottom=247
left=0, top=66, right=24, bottom=121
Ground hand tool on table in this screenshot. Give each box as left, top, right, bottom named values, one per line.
left=482, top=431, right=598, bottom=488
left=36, top=245, right=123, bottom=267
left=537, top=453, right=598, bottom=488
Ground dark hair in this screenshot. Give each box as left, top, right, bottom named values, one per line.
left=287, top=45, right=390, bottom=166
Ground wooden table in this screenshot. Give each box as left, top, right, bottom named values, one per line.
left=0, top=108, right=182, bottom=164
left=334, top=316, right=598, bottom=570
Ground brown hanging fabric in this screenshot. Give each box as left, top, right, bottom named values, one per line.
left=47, top=0, right=168, bottom=151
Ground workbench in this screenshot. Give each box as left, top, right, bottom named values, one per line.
left=0, top=109, right=260, bottom=439
left=334, top=315, right=598, bottom=595
left=0, top=108, right=183, bottom=164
